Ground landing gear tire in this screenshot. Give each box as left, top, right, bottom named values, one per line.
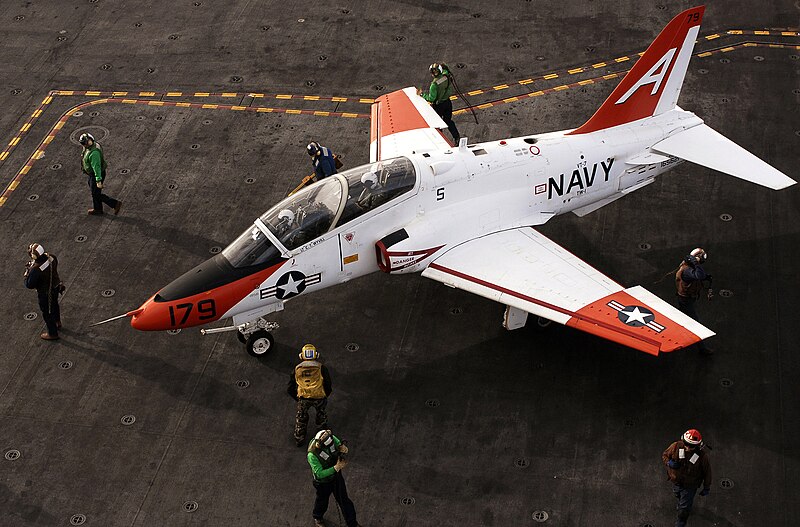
left=237, top=331, right=246, bottom=344
left=246, top=330, right=274, bottom=357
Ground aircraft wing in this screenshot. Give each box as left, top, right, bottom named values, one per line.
left=421, top=228, right=715, bottom=355
left=370, top=87, right=452, bottom=162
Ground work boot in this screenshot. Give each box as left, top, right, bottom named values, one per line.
left=87, top=209, right=103, bottom=216
left=114, top=201, right=123, bottom=215
left=40, top=332, right=59, bottom=341
left=313, top=519, right=326, bottom=526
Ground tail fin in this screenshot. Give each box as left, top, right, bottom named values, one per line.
left=568, top=6, right=705, bottom=135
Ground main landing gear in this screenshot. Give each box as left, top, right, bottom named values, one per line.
left=201, top=317, right=279, bottom=357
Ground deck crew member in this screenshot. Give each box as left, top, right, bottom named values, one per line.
left=307, top=142, right=338, bottom=181
left=420, top=62, right=460, bottom=144
left=24, top=243, right=64, bottom=340
left=306, top=429, right=358, bottom=527
left=80, top=133, right=122, bottom=216
left=288, top=344, right=332, bottom=446
left=675, top=247, right=713, bottom=354
left=662, top=429, right=712, bottom=527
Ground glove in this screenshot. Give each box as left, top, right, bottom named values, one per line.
left=667, top=459, right=682, bottom=469
left=333, top=459, right=347, bottom=472
left=97, top=180, right=103, bottom=189
left=338, top=444, right=349, bottom=454
left=699, top=487, right=710, bottom=496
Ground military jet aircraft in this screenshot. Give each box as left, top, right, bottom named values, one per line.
left=109, top=5, right=794, bottom=356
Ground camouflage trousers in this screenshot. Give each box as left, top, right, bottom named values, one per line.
left=295, top=397, right=328, bottom=442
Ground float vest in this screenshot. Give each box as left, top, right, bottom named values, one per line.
left=295, top=360, right=326, bottom=399
left=432, top=74, right=452, bottom=104
left=308, top=436, right=339, bottom=481
left=675, top=262, right=703, bottom=298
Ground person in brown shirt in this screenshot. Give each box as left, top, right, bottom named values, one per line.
left=675, top=247, right=713, bottom=354
left=662, top=429, right=712, bottom=527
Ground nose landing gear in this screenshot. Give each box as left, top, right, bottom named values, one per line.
left=201, top=317, right=279, bottom=357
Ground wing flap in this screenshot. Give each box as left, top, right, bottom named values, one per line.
left=370, top=87, right=451, bottom=162
left=652, top=124, right=796, bottom=190
left=422, top=228, right=714, bottom=355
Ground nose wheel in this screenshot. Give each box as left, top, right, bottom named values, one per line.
left=245, top=330, right=275, bottom=357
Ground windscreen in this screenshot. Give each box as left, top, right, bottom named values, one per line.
left=260, top=176, right=344, bottom=250
left=222, top=224, right=281, bottom=268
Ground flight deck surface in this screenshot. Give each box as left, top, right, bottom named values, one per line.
left=1, top=2, right=798, bottom=526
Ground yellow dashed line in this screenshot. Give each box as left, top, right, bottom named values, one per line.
left=554, top=85, right=569, bottom=91
left=477, top=103, right=493, bottom=109
left=148, top=101, right=165, bottom=106
left=249, top=93, right=265, bottom=98
left=591, top=62, right=607, bottom=69
left=698, top=51, right=713, bottom=57
left=21, top=123, right=31, bottom=132
left=33, top=110, right=42, bottom=118
left=304, top=96, right=320, bottom=101
left=256, top=107, right=274, bottom=112
left=56, top=91, right=73, bottom=96
left=530, top=91, right=544, bottom=97
left=20, top=166, right=30, bottom=175
left=175, top=102, right=192, bottom=107
left=603, top=73, right=619, bottom=80
left=568, top=68, right=584, bottom=74
left=754, top=30, right=770, bottom=36
left=358, top=98, right=374, bottom=104
left=331, top=97, right=347, bottom=102
left=276, top=94, right=292, bottom=99
left=341, top=113, right=359, bottom=118
left=503, top=97, right=519, bottom=103
left=781, top=31, right=797, bottom=36
left=85, top=91, right=101, bottom=96
left=721, top=46, right=735, bottom=52
left=467, top=90, right=484, bottom=96
left=286, top=109, right=302, bottom=114
left=166, top=92, right=182, bottom=97
left=194, top=92, right=211, bottom=97
left=121, top=99, right=137, bottom=104
left=9, top=138, right=20, bottom=146
left=43, top=96, right=53, bottom=104
left=705, top=34, right=720, bottom=40
left=43, top=135, right=55, bottom=144
left=769, top=44, right=782, bottom=48
left=313, top=111, right=330, bottom=116
left=201, top=104, right=218, bottom=109
left=231, top=106, right=247, bottom=111
left=53, top=122, right=64, bottom=130
left=112, top=91, right=128, bottom=96
left=0, top=197, right=6, bottom=206
left=139, top=91, right=156, bottom=96
left=9, top=180, right=19, bottom=190
left=743, top=42, right=758, bottom=47
left=543, top=74, right=559, bottom=80
left=33, top=150, right=44, bottom=158
left=519, top=79, right=534, bottom=85
left=578, top=80, right=594, bottom=86
left=492, top=84, right=509, bottom=90
left=727, top=30, right=743, bottom=35
left=0, top=152, right=8, bottom=161
left=221, top=93, right=238, bottom=97
left=615, top=56, right=630, bottom=63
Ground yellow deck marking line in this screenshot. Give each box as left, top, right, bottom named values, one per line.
left=568, top=68, right=584, bottom=74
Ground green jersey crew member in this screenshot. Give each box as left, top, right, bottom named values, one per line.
left=80, top=133, right=122, bottom=216
left=307, top=429, right=358, bottom=527
left=421, top=62, right=460, bottom=145
left=288, top=344, right=332, bottom=446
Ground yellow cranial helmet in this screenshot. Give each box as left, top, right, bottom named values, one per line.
left=299, top=343, right=319, bottom=361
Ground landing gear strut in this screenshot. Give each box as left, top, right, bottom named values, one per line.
left=201, top=317, right=280, bottom=357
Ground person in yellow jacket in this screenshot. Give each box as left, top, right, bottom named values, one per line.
left=288, top=344, right=332, bottom=446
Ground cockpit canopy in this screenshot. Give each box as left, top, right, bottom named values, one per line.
left=222, top=156, right=417, bottom=268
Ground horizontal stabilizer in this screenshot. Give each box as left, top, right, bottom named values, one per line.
left=653, top=124, right=796, bottom=190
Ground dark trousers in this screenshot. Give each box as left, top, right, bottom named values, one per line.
left=672, top=483, right=698, bottom=527
left=295, top=398, right=328, bottom=441
left=313, top=472, right=357, bottom=527
left=677, top=296, right=707, bottom=352
left=38, top=292, right=60, bottom=337
left=432, top=99, right=460, bottom=144
left=88, top=175, right=118, bottom=212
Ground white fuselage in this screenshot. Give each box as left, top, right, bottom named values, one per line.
left=228, top=108, right=702, bottom=322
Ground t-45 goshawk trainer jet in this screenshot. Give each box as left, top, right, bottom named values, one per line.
left=105, top=6, right=794, bottom=356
